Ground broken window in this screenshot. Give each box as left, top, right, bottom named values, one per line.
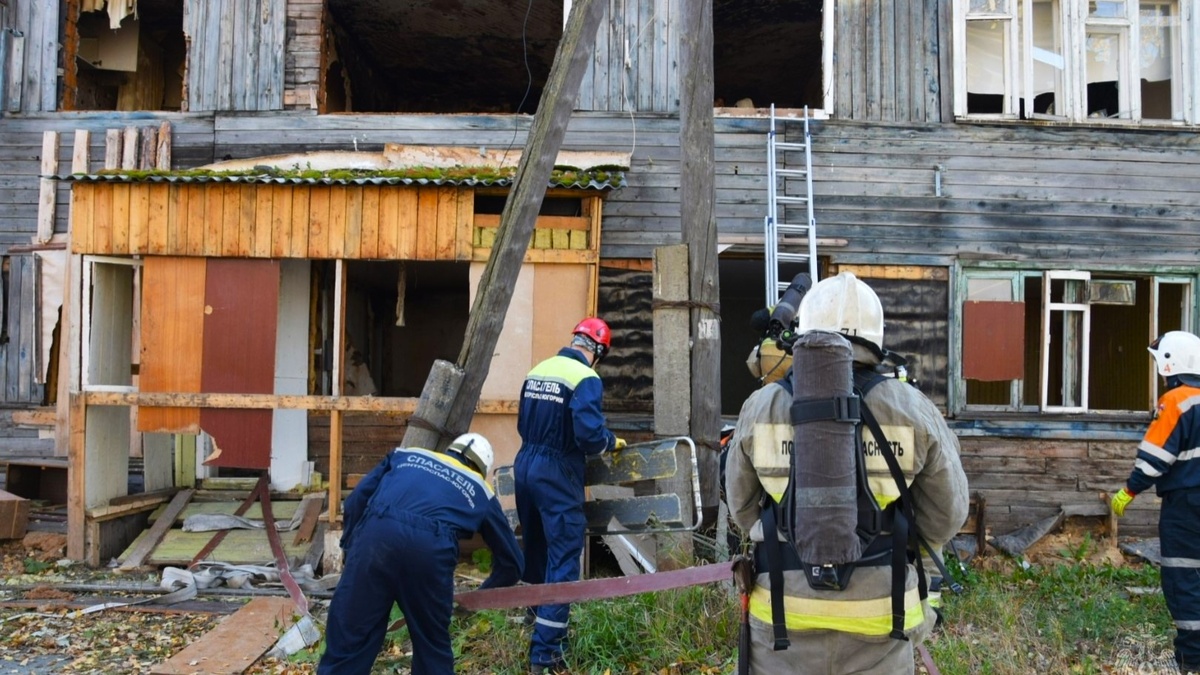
left=322, top=0, right=563, bottom=113
left=713, top=0, right=824, bottom=111
left=65, top=0, right=185, bottom=111
left=955, top=0, right=1191, bottom=123
left=958, top=267, right=1194, bottom=414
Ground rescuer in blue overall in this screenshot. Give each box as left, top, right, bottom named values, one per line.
left=318, top=433, right=523, bottom=675
left=1112, top=331, right=1200, bottom=674
left=515, top=318, right=625, bottom=674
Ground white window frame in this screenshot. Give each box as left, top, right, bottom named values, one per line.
left=953, top=0, right=1198, bottom=124
left=958, top=267, right=1197, bottom=415
left=82, top=255, right=141, bottom=393
left=1040, top=270, right=1091, bottom=412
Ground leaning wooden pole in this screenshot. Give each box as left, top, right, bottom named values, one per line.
left=679, top=0, right=721, bottom=521
left=401, top=0, right=608, bottom=452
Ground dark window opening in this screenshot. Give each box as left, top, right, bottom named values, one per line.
left=324, top=0, right=562, bottom=113
left=474, top=195, right=583, bottom=217
left=1086, top=81, right=1120, bottom=118
left=67, top=0, right=184, bottom=111
left=315, top=260, right=469, bottom=397
left=713, top=0, right=824, bottom=110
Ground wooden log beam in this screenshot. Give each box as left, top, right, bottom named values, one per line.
left=406, top=0, right=608, bottom=448
left=79, top=390, right=519, bottom=413
left=679, top=0, right=721, bottom=517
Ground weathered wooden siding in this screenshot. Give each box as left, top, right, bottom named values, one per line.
left=800, top=121, right=1200, bottom=266
left=2, top=0, right=59, bottom=113
left=183, top=0, right=286, bottom=112
left=831, top=0, right=950, bottom=123
left=0, top=254, right=44, bottom=405
left=283, top=0, right=322, bottom=110
left=0, top=113, right=215, bottom=249
left=577, top=0, right=680, bottom=113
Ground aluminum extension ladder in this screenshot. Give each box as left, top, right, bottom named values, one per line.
left=764, top=104, right=819, bottom=308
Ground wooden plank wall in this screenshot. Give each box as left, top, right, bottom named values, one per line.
left=183, top=0, right=286, bottom=112
left=0, top=114, right=215, bottom=251
left=0, top=254, right=44, bottom=405
left=283, top=0, right=323, bottom=110
left=576, top=0, right=681, bottom=113
left=800, top=121, right=1200, bottom=266
left=5, top=0, right=59, bottom=113
left=70, top=183, right=474, bottom=260
left=831, top=0, right=950, bottom=123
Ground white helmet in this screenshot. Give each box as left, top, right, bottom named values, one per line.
left=449, top=432, right=493, bottom=477
left=797, top=272, right=885, bottom=350
left=1148, top=331, right=1200, bottom=377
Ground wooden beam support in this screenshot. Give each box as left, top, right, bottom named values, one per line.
left=37, top=131, right=58, bottom=244
left=427, top=0, right=609, bottom=449
left=79, top=390, right=519, bottom=413
left=679, top=0, right=721, bottom=519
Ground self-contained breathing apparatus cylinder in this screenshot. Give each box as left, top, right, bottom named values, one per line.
left=788, top=330, right=862, bottom=566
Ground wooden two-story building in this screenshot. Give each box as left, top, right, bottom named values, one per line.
left=1, top=0, right=1198, bottom=560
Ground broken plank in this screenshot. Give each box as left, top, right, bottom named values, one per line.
left=292, top=494, right=324, bottom=546
left=119, top=489, right=194, bottom=570
left=151, top=597, right=297, bottom=675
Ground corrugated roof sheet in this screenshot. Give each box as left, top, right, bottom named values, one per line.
left=53, top=172, right=625, bottom=191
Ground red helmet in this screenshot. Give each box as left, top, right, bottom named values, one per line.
left=572, top=317, right=612, bottom=360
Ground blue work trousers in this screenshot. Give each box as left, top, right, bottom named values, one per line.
left=515, top=448, right=587, bottom=668
left=1162, top=489, right=1200, bottom=673
left=318, top=511, right=458, bottom=675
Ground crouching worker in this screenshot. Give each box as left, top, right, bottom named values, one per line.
left=725, top=272, right=968, bottom=674
left=319, top=433, right=523, bottom=675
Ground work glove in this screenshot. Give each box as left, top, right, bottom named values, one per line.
left=1111, top=487, right=1136, bottom=517
left=614, top=437, right=628, bottom=451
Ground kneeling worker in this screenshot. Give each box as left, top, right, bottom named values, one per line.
left=319, top=433, right=524, bottom=675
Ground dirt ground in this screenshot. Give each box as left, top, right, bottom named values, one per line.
left=0, top=517, right=1151, bottom=675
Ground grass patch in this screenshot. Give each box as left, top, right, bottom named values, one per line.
left=259, top=552, right=1176, bottom=674
left=930, top=558, right=1174, bottom=675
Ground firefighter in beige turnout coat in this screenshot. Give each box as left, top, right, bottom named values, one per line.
left=725, top=272, right=969, bottom=675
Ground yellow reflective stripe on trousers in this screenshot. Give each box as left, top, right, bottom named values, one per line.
left=748, top=585, right=924, bottom=636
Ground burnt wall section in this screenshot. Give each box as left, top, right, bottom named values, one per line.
left=596, top=265, right=654, bottom=414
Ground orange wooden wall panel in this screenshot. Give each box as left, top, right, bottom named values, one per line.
left=270, top=185, right=293, bottom=258
left=139, top=256, right=206, bottom=433
left=434, top=188, right=457, bottom=260
left=377, top=188, right=400, bottom=258
left=308, top=187, right=331, bottom=258
left=109, top=183, right=131, bottom=254
left=126, top=183, right=148, bottom=254
left=359, top=186, right=380, bottom=258
left=92, top=185, right=113, bottom=254
left=396, top=189, right=419, bottom=259
left=455, top=189, right=473, bottom=260
left=143, top=183, right=168, bottom=255
left=344, top=188, right=364, bottom=259
left=69, top=184, right=94, bottom=253
left=253, top=186, right=273, bottom=258
left=415, top=189, right=439, bottom=259
left=290, top=187, right=310, bottom=257
left=204, top=186, right=224, bottom=257
left=327, top=186, right=348, bottom=258
left=184, top=184, right=206, bottom=256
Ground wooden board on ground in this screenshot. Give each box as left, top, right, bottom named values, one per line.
left=151, top=596, right=297, bottom=675
left=119, top=528, right=314, bottom=567
left=118, top=489, right=195, bottom=570
left=148, top=500, right=302, bottom=525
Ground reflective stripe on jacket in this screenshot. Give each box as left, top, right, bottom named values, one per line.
left=1128, top=385, right=1200, bottom=496
left=725, top=349, right=969, bottom=638
left=518, top=348, right=615, bottom=484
